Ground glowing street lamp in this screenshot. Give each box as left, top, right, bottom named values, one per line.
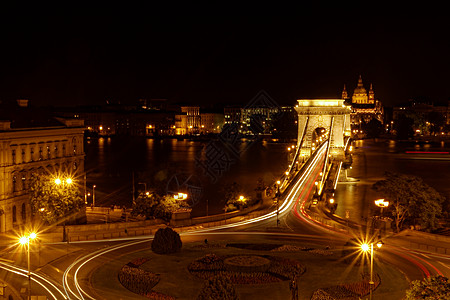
left=93, top=185, right=96, bottom=208
left=19, top=232, right=38, bottom=300
left=361, top=241, right=383, bottom=300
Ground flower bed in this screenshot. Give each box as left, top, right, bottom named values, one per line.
left=271, top=244, right=334, bottom=255
left=118, top=257, right=174, bottom=300
left=311, top=273, right=381, bottom=299
left=118, top=265, right=160, bottom=295
left=188, top=254, right=305, bottom=284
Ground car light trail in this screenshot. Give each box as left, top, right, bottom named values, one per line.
left=183, top=142, right=329, bottom=234
left=0, top=261, right=65, bottom=300
left=63, top=239, right=149, bottom=300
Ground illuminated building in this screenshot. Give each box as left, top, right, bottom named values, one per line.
left=342, top=75, right=384, bottom=133
left=0, top=100, right=85, bottom=232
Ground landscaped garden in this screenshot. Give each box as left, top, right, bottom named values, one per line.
left=90, top=238, right=409, bottom=299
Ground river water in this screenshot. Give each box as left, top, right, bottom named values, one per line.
left=84, top=137, right=289, bottom=217
left=334, top=138, right=450, bottom=225
left=85, top=137, right=450, bottom=220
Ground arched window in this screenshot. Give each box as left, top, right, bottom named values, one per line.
left=21, top=172, right=27, bottom=190
left=12, top=174, right=17, bottom=193
left=12, top=205, right=17, bottom=223
left=21, top=203, right=26, bottom=221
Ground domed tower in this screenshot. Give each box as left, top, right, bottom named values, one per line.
left=341, top=84, right=349, bottom=100
left=368, top=83, right=375, bottom=104
left=352, top=75, right=368, bottom=104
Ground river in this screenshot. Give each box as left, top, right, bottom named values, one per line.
left=84, top=137, right=450, bottom=220
left=84, top=137, right=290, bottom=217
left=334, top=138, right=450, bottom=226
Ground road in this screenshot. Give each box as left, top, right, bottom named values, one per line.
left=1, top=141, right=449, bottom=299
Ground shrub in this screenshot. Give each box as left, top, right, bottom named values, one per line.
left=151, top=227, right=182, bottom=254
left=197, top=276, right=239, bottom=300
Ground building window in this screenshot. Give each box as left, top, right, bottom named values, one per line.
left=30, top=147, right=34, bottom=161
left=73, top=161, right=77, bottom=170
left=21, top=203, right=26, bottom=222
left=55, top=145, right=58, bottom=157
left=62, top=144, right=66, bottom=156
left=12, top=150, right=16, bottom=164
left=21, top=148, right=26, bottom=162
left=47, top=146, right=51, bottom=159
left=39, top=147, right=43, bottom=160
left=12, top=206, right=17, bottom=223
left=12, top=175, right=17, bottom=192
left=21, top=173, right=27, bottom=190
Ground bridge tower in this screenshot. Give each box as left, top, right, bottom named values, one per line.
left=295, top=99, right=351, bottom=161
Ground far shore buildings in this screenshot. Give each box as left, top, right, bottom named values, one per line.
left=342, top=76, right=384, bottom=133
left=0, top=100, right=85, bottom=233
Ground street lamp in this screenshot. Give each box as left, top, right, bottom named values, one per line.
left=19, top=232, right=37, bottom=300
left=54, top=177, right=73, bottom=242
left=374, top=199, right=390, bottom=233
left=92, top=185, right=96, bottom=208
left=360, top=241, right=383, bottom=300
left=276, top=181, right=281, bottom=226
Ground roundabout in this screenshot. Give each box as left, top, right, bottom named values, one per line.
left=87, top=235, right=408, bottom=300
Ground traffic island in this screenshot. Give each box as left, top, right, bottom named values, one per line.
left=90, top=239, right=408, bottom=299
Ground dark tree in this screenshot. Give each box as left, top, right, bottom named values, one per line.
left=372, top=172, right=444, bottom=232
left=151, top=227, right=182, bottom=254
left=395, top=115, right=414, bottom=139
left=131, top=192, right=187, bottom=222
left=427, top=111, right=445, bottom=135
left=362, top=118, right=383, bottom=138
left=406, top=275, right=450, bottom=299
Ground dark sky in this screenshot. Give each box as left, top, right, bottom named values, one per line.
left=1, top=4, right=449, bottom=107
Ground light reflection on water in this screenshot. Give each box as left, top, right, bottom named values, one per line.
left=335, top=139, right=450, bottom=224
left=84, top=137, right=288, bottom=216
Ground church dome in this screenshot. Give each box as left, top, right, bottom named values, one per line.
left=352, top=75, right=369, bottom=104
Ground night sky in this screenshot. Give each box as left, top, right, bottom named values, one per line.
left=1, top=4, right=449, bottom=108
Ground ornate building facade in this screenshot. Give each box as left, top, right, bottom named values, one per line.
left=0, top=100, right=85, bottom=232
left=342, top=76, right=384, bottom=132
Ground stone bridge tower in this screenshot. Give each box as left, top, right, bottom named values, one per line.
left=295, top=99, right=351, bottom=160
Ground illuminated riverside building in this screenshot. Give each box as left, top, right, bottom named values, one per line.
left=342, top=75, right=384, bottom=132
left=0, top=100, right=85, bottom=232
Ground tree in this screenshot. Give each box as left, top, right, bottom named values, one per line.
left=427, top=111, right=445, bottom=135
left=406, top=275, right=450, bottom=299
left=131, top=191, right=160, bottom=219
left=131, top=192, right=187, bottom=222
left=151, top=227, right=182, bottom=254
left=395, top=115, right=415, bottom=139
left=29, top=173, right=84, bottom=225
left=362, top=118, right=383, bottom=139
left=372, top=172, right=444, bottom=232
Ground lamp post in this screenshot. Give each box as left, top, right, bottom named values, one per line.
left=19, top=232, right=37, bottom=300
left=55, top=177, right=73, bottom=242
left=138, top=182, right=147, bottom=193
left=361, top=241, right=383, bottom=300
left=92, top=185, right=96, bottom=208
left=276, top=180, right=281, bottom=227
left=374, top=199, right=389, bottom=233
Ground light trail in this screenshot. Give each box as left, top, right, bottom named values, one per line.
left=63, top=239, right=149, bottom=300
left=182, top=142, right=329, bottom=234
left=0, top=261, right=66, bottom=300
